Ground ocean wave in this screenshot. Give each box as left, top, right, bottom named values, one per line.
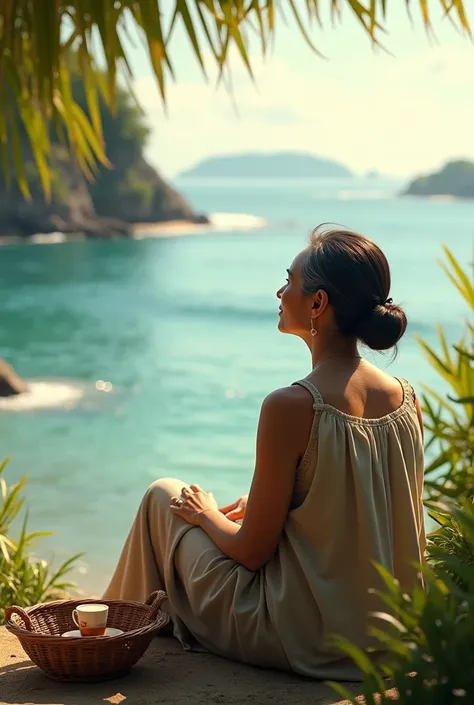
left=0, top=378, right=116, bottom=412
left=30, top=232, right=68, bottom=245
left=208, top=212, right=268, bottom=231
left=134, top=212, right=269, bottom=240
left=0, top=381, right=85, bottom=411
left=336, top=190, right=396, bottom=200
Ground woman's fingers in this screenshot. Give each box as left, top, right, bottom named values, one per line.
left=190, top=483, right=203, bottom=493
left=226, top=507, right=244, bottom=521
left=219, top=499, right=240, bottom=514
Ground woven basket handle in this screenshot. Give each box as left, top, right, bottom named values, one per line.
left=144, top=590, right=168, bottom=620
left=4, top=606, right=32, bottom=631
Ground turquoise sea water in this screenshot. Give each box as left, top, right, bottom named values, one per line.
left=0, top=177, right=472, bottom=594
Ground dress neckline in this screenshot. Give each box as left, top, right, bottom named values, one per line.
left=293, top=376, right=414, bottom=427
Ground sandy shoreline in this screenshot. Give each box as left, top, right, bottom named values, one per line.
left=132, top=219, right=212, bottom=238
left=0, top=220, right=210, bottom=246
left=0, top=214, right=269, bottom=247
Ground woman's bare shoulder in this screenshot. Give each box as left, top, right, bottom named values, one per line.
left=263, top=383, right=316, bottom=411
left=260, top=385, right=315, bottom=457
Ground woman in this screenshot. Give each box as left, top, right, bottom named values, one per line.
left=103, top=225, right=426, bottom=679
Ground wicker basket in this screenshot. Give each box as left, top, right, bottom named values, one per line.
left=4, top=590, right=170, bottom=682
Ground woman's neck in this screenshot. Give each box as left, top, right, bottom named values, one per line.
left=309, top=336, right=360, bottom=370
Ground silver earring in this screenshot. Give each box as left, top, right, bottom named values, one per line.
left=310, top=319, right=317, bottom=336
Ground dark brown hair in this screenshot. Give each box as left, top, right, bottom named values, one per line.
left=301, top=225, right=407, bottom=351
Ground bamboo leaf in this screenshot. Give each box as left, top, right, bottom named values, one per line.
left=8, top=107, right=30, bottom=200
left=371, top=611, right=408, bottom=633
left=285, top=0, right=326, bottom=57
left=326, top=681, right=357, bottom=702
left=440, top=244, right=474, bottom=309
left=0, top=0, right=472, bottom=197
left=172, top=0, right=207, bottom=74
left=78, top=47, right=104, bottom=143
left=71, top=103, right=110, bottom=168
left=448, top=395, right=474, bottom=405
left=131, top=1, right=171, bottom=100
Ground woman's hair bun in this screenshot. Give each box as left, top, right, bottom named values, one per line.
left=302, top=225, right=409, bottom=352
left=355, top=303, right=407, bottom=351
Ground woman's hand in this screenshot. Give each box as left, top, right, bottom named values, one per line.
left=170, top=484, right=219, bottom=526
left=219, top=495, right=248, bottom=522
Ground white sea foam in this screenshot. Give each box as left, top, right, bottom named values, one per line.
left=133, top=212, right=268, bottom=240
left=30, top=232, right=67, bottom=245
left=208, top=212, right=268, bottom=231
left=0, top=381, right=84, bottom=411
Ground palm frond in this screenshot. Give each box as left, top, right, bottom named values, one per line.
left=0, top=1, right=471, bottom=197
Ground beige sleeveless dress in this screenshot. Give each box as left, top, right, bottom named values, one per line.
left=103, top=377, right=425, bottom=679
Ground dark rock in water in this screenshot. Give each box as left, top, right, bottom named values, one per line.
left=190, top=213, right=210, bottom=225
left=0, top=360, right=28, bottom=397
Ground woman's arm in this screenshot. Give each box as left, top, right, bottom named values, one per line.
left=171, top=386, right=312, bottom=570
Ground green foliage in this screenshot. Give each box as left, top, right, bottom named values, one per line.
left=427, top=499, right=474, bottom=592
left=0, top=458, right=81, bottom=621
left=417, top=246, right=474, bottom=502
left=70, top=77, right=157, bottom=220
left=328, top=247, right=474, bottom=703
left=329, top=545, right=474, bottom=704
left=0, top=2, right=472, bottom=197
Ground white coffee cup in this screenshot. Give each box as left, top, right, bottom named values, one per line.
left=72, top=603, right=109, bottom=636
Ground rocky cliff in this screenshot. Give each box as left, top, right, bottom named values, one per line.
left=0, top=78, right=205, bottom=239
left=0, top=146, right=130, bottom=238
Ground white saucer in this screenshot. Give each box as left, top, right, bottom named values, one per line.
left=61, top=628, right=124, bottom=638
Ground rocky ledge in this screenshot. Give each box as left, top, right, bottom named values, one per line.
left=0, top=626, right=395, bottom=705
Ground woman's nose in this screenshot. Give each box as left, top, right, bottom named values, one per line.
left=276, top=286, right=283, bottom=299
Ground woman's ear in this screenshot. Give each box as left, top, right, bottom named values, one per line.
left=312, top=290, right=328, bottom=314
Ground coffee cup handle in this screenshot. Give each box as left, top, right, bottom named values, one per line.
left=72, top=609, right=80, bottom=628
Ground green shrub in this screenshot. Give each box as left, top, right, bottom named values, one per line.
left=0, top=458, right=81, bottom=620
left=329, top=246, right=474, bottom=703
left=427, top=499, right=474, bottom=590
left=418, top=246, right=474, bottom=502
left=329, top=502, right=474, bottom=704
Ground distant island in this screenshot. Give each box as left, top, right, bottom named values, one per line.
left=365, top=169, right=389, bottom=180
left=405, top=160, right=474, bottom=199
left=179, top=152, right=353, bottom=179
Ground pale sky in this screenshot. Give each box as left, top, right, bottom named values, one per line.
left=127, top=4, right=474, bottom=180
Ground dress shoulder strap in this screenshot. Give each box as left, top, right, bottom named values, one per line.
left=396, top=377, right=417, bottom=408
left=292, top=379, right=325, bottom=408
